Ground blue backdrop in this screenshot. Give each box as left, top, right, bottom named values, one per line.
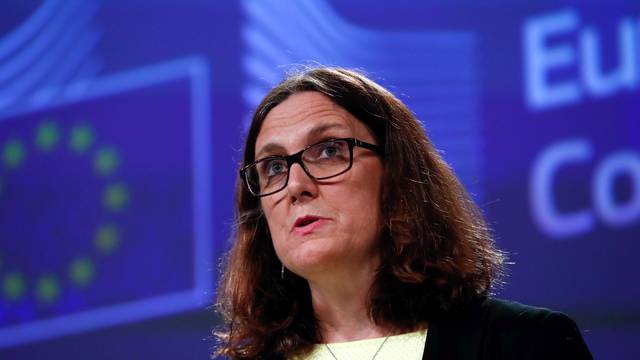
left=0, top=1, right=638, bottom=358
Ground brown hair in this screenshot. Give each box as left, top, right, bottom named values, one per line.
left=215, top=67, right=505, bottom=359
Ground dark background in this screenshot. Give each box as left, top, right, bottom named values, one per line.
left=0, top=1, right=638, bottom=358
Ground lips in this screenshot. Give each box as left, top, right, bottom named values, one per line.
left=294, top=216, right=320, bottom=228
left=291, top=215, right=329, bottom=235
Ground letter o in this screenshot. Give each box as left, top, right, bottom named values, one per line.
left=593, top=151, right=640, bottom=226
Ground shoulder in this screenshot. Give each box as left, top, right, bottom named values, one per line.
left=423, top=297, right=593, bottom=360
left=481, top=298, right=593, bottom=358
left=480, top=297, right=578, bottom=332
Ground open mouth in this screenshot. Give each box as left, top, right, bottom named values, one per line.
left=292, top=216, right=328, bottom=235
left=294, top=216, right=319, bottom=227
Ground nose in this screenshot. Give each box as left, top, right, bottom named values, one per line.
left=286, top=162, right=318, bottom=204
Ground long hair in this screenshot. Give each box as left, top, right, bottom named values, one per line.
left=216, top=67, right=505, bottom=359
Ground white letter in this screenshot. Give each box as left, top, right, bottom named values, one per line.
left=593, top=151, right=640, bottom=226
left=530, top=139, right=595, bottom=238
left=580, top=19, right=637, bottom=96
left=524, top=10, right=582, bottom=110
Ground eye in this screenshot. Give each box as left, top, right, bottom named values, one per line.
left=264, top=158, right=287, bottom=177
left=321, top=144, right=339, bottom=158
left=316, top=141, right=346, bottom=159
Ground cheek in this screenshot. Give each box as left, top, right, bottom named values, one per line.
left=333, top=172, right=384, bottom=233
left=262, top=204, right=289, bottom=254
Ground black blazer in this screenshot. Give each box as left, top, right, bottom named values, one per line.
left=265, top=297, right=593, bottom=359
left=423, top=297, right=593, bottom=359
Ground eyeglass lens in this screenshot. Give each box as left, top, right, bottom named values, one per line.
left=245, top=139, right=352, bottom=195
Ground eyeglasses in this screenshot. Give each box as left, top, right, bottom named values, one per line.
left=240, top=137, right=383, bottom=197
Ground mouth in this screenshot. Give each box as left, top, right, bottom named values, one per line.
left=291, top=215, right=329, bottom=235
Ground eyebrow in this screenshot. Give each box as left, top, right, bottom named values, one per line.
left=255, top=122, right=349, bottom=159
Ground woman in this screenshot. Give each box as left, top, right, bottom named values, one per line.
left=216, top=67, right=592, bottom=359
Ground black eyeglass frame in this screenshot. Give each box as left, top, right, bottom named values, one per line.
left=240, top=137, right=383, bottom=197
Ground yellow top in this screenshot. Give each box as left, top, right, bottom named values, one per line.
left=291, top=329, right=427, bottom=360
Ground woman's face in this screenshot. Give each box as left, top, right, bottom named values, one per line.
left=255, top=91, right=384, bottom=280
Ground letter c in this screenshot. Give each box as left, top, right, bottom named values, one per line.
left=530, top=139, right=595, bottom=238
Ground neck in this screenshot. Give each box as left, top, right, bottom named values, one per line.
left=306, top=259, right=387, bottom=343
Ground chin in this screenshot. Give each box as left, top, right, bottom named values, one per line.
left=285, top=241, right=343, bottom=274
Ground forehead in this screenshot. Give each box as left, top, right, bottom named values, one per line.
left=255, top=92, right=369, bottom=154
